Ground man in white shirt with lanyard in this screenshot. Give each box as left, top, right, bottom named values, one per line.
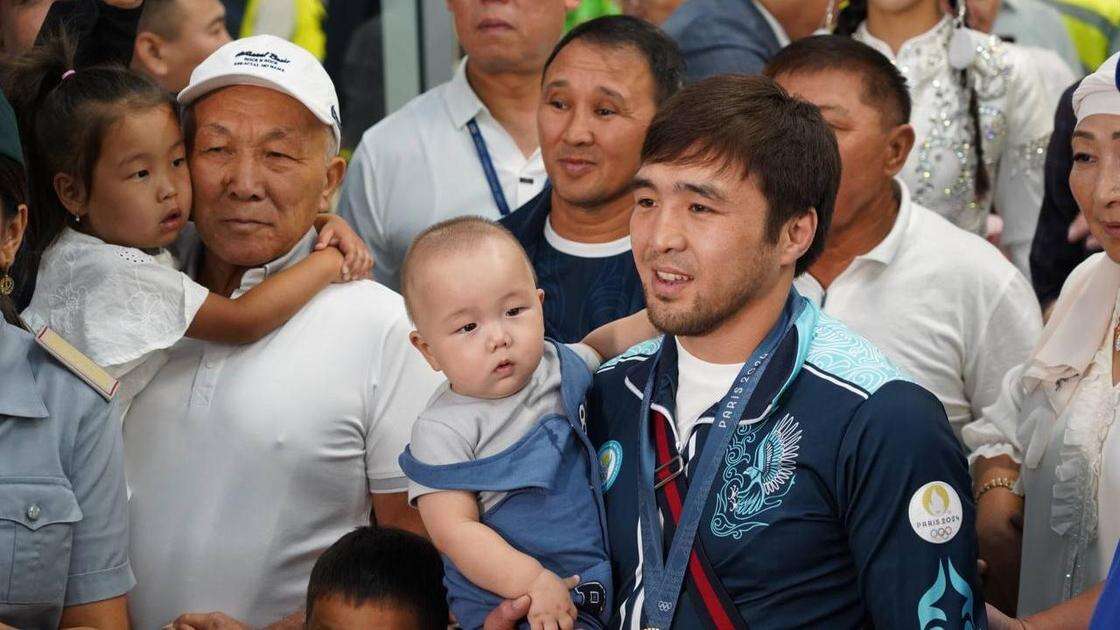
left=338, top=0, right=578, bottom=291
left=124, top=37, right=442, bottom=630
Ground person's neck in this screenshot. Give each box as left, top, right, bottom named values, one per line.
left=865, top=1, right=944, bottom=54
left=548, top=189, right=632, bottom=243
left=198, top=250, right=249, bottom=297
left=756, top=0, right=805, bottom=40
left=807, top=182, right=900, bottom=290
left=465, top=59, right=541, bottom=158
left=677, top=271, right=792, bottom=365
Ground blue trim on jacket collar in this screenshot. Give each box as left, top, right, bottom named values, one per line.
left=622, top=290, right=818, bottom=422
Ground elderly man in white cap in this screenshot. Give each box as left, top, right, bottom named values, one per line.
left=969, top=51, right=1120, bottom=627
left=123, top=35, right=441, bottom=630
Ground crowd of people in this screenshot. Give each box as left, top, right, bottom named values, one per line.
left=1, top=0, right=1120, bottom=628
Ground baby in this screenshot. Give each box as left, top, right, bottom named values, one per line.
left=398, top=216, right=651, bottom=629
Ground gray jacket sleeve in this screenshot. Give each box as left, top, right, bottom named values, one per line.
left=64, top=396, right=134, bottom=605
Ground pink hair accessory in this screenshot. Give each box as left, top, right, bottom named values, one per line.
left=61, top=69, right=76, bottom=80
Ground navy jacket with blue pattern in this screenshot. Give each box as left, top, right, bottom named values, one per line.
left=586, top=293, right=987, bottom=629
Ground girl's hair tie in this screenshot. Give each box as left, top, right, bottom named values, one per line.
left=61, top=69, right=76, bottom=81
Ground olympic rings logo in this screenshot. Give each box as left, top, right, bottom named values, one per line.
left=926, top=526, right=957, bottom=540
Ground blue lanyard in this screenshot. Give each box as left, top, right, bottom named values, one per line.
left=636, top=300, right=803, bottom=628
left=466, top=118, right=512, bottom=216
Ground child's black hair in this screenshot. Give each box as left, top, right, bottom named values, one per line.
left=2, top=29, right=174, bottom=277
left=306, top=527, right=448, bottom=629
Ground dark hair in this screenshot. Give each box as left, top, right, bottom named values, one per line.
left=138, top=0, right=185, bottom=40
left=836, top=0, right=990, bottom=199
left=641, top=75, right=840, bottom=275
left=763, top=35, right=912, bottom=127
left=543, top=15, right=684, bottom=105
left=306, top=527, right=448, bottom=630
left=0, top=154, right=28, bottom=326
left=3, top=30, right=174, bottom=275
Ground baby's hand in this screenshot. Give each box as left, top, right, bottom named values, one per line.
left=526, top=570, right=577, bottom=630
left=315, top=214, right=373, bottom=281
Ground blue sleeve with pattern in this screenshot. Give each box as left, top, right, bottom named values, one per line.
left=836, top=380, right=987, bottom=629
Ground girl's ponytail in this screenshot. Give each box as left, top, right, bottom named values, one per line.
left=3, top=30, right=80, bottom=277
left=835, top=0, right=867, bottom=37
left=1, top=29, right=171, bottom=291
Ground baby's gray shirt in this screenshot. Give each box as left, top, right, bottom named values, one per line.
left=407, top=343, right=600, bottom=513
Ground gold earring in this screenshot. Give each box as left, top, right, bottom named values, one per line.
left=0, top=272, right=13, bottom=296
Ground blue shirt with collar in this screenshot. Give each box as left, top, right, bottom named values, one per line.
left=0, top=320, right=133, bottom=628
left=586, top=293, right=986, bottom=629
left=501, top=187, right=645, bottom=343
left=661, top=0, right=782, bottom=83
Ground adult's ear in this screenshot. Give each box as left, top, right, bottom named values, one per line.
left=131, top=31, right=169, bottom=83
left=317, top=156, right=347, bottom=213
left=884, top=123, right=916, bottom=178
left=779, top=207, right=818, bottom=269
left=52, top=172, right=87, bottom=221
left=0, top=203, right=28, bottom=270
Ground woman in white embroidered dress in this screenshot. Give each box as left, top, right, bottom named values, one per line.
left=837, top=0, right=1053, bottom=277
left=8, top=36, right=370, bottom=406
left=963, top=52, right=1120, bottom=621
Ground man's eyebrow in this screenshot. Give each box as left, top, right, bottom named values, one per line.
left=542, top=78, right=569, bottom=91
left=677, top=181, right=728, bottom=202
left=817, top=103, right=849, bottom=116
left=632, top=177, right=656, bottom=191
left=1072, top=129, right=1096, bottom=141
left=260, top=129, right=296, bottom=143
left=199, top=123, right=232, bottom=136
left=595, top=85, right=625, bottom=100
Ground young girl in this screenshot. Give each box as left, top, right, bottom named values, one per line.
left=836, top=0, right=1053, bottom=276
left=8, top=34, right=371, bottom=405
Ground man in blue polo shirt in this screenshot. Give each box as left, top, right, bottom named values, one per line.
left=487, top=74, right=985, bottom=629
left=500, top=15, right=683, bottom=342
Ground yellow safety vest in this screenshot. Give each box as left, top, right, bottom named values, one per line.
left=239, top=0, right=326, bottom=61
left=1046, top=0, right=1120, bottom=71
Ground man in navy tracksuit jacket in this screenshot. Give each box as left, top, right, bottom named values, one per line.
left=588, top=297, right=983, bottom=628
left=485, top=73, right=984, bottom=630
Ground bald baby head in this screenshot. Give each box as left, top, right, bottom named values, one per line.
left=401, top=216, right=536, bottom=324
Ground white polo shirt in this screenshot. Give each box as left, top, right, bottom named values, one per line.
left=338, top=57, right=547, bottom=291
left=123, top=229, right=442, bottom=629
left=794, top=181, right=1042, bottom=442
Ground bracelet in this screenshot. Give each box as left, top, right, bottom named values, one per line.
left=974, top=476, right=1019, bottom=502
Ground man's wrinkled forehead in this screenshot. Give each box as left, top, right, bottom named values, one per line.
left=188, top=84, right=327, bottom=147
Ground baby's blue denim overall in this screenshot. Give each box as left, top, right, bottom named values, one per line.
left=400, top=342, right=612, bottom=629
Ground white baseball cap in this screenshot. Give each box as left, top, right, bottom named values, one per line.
left=178, top=35, right=341, bottom=148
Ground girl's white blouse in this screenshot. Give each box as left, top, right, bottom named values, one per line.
left=22, top=228, right=209, bottom=403
left=854, top=17, right=1053, bottom=248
